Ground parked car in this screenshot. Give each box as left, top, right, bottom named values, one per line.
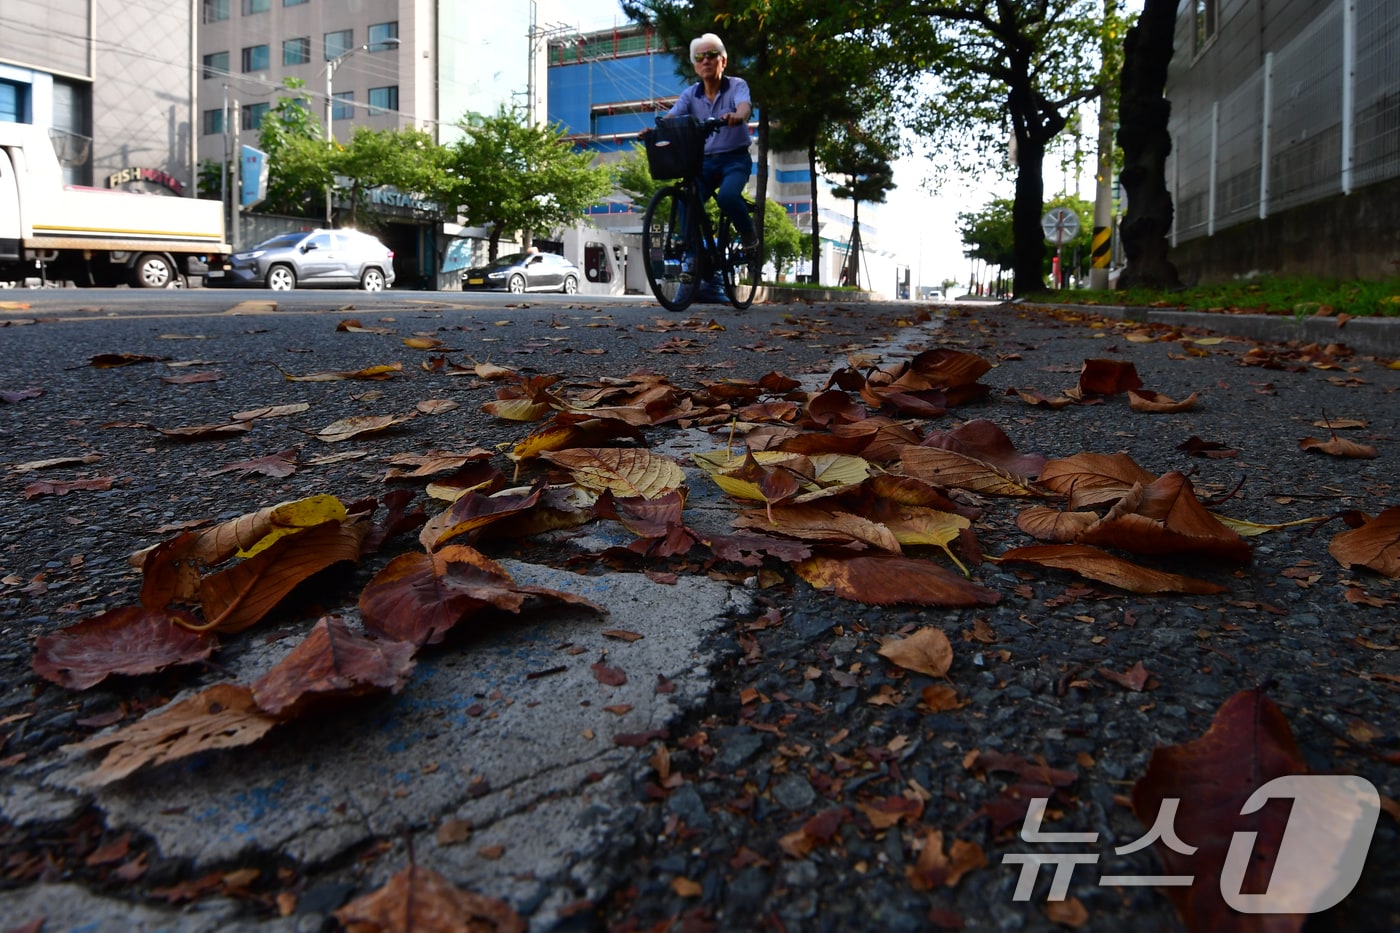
left=461, top=251, right=580, bottom=294
left=212, top=229, right=395, bottom=291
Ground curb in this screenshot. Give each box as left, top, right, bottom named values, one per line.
left=1021, top=302, right=1400, bottom=359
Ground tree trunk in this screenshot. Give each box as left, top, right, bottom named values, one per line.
left=487, top=226, right=502, bottom=262
left=846, top=200, right=861, bottom=289
left=1011, top=131, right=1048, bottom=297
left=1115, top=0, right=1181, bottom=290
left=807, top=143, right=821, bottom=285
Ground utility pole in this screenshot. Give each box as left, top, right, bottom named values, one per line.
left=1090, top=0, right=1119, bottom=290
left=231, top=101, right=242, bottom=251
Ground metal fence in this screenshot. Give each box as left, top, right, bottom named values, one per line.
left=1170, top=0, right=1400, bottom=243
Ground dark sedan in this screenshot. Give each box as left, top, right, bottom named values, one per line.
left=461, top=251, right=580, bottom=294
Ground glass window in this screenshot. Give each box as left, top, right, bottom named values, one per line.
left=1, top=80, right=29, bottom=124
left=202, top=52, right=229, bottom=79
left=368, top=22, right=398, bottom=51
left=1193, top=0, right=1218, bottom=56
left=282, top=37, right=311, bottom=66
left=242, top=0, right=270, bottom=13
left=202, top=108, right=225, bottom=135
left=368, top=86, right=398, bottom=116
left=332, top=91, right=353, bottom=120
left=241, top=102, right=269, bottom=130
left=241, top=45, right=270, bottom=72
left=203, top=0, right=229, bottom=23
left=284, top=0, right=308, bottom=5
left=324, top=29, right=352, bottom=61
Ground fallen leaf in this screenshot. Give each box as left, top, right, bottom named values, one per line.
left=1298, top=436, right=1379, bottom=459
left=539, top=447, right=686, bottom=499
left=32, top=606, right=214, bottom=690
left=250, top=616, right=415, bottom=718
left=23, top=476, right=115, bottom=499
left=877, top=627, right=953, bottom=678
left=333, top=865, right=525, bottom=933
left=1078, top=359, right=1143, bottom=396
left=795, top=554, right=1001, bottom=607
left=312, top=412, right=416, bottom=443
left=997, top=544, right=1227, bottom=594
left=1328, top=506, right=1400, bottom=577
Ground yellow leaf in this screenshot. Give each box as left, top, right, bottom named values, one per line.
left=483, top=397, right=553, bottom=422
left=403, top=337, right=444, bottom=350
left=1213, top=513, right=1329, bottom=537
left=237, top=494, right=348, bottom=558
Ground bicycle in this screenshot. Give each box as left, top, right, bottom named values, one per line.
left=641, top=116, right=762, bottom=313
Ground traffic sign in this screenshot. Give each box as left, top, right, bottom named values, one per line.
left=1041, top=207, right=1080, bottom=245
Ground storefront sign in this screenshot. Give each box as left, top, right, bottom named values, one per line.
left=106, top=166, right=184, bottom=196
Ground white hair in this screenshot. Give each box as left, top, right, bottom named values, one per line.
left=689, top=33, right=726, bottom=61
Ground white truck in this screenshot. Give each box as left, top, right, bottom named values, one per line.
left=0, top=122, right=230, bottom=288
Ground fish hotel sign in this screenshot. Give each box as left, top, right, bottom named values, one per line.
left=106, top=166, right=185, bottom=197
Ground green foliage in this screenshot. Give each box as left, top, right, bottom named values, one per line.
left=613, top=143, right=666, bottom=203
left=437, top=106, right=613, bottom=258
left=331, top=125, right=440, bottom=225
left=760, top=200, right=804, bottom=275
left=1041, top=277, right=1400, bottom=318
left=959, top=193, right=1092, bottom=277
left=254, top=79, right=332, bottom=216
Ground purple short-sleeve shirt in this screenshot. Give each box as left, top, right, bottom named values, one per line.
left=665, top=76, right=752, bottom=154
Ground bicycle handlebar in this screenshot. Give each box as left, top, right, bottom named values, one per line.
left=654, top=115, right=729, bottom=134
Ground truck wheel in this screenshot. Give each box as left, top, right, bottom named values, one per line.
left=132, top=253, right=175, bottom=289
left=267, top=265, right=297, bottom=291
left=360, top=268, right=386, bottom=292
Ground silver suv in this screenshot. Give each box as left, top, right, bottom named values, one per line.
left=217, top=229, right=396, bottom=291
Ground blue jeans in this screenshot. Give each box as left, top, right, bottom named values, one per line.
left=699, top=148, right=755, bottom=243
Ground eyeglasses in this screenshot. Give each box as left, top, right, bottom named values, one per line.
left=693, top=50, right=722, bottom=62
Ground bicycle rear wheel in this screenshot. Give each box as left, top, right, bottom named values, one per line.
left=642, top=185, right=697, bottom=312
left=719, top=213, right=761, bottom=310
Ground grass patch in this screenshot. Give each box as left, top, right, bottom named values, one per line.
left=1027, top=276, right=1400, bottom=318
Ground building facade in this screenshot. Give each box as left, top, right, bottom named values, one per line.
left=1, top=0, right=199, bottom=196
left=1165, top=0, right=1400, bottom=281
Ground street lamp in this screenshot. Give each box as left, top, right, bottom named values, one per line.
left=324, top=37, right=399, bottom=224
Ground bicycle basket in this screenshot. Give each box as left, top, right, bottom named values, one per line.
left=645, top=117, right=706, bottom=180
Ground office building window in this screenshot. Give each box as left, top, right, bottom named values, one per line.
left=368, top=86, right=398, bottom=116
left=332, top=91, right=353, bottom=120
left=202, top=52, right=229, bottom=80
left=368, top=22, right=398, bottom=51
left=284, top=0, right=308, bottom=5
left=283, top=37, right=311, bottom=66
left=0, top=80, right=28, bottom=124
left=1193, top=0, right=1218, bottom=56
left=241, top=102, right=269, bottom=130
left=324, top=29, right=352, bottom=61
left=203, top=0, right=229, bottom=23
left=202, top=109, right=225, bottom=135
left=242, top=45, right=270, bottom=72
left=243, top=0, right=270, bottom=14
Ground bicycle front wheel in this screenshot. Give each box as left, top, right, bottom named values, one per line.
left=719, top=214, right=761, bottom=310
left=642, top=185, right=697, bottom=312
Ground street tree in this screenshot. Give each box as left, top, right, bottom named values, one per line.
left=439, top=106, right=613, bottom=261
left=882, top=1, right=1107, bottom=297
left=254, top=79, right=334, bottom=217
left=818, top=110, right=899, bottom=289
left=329, top=125, right=439, bottom=226
left=1115, top=0, right=1181, bottom=289
left=960, top=192, right=1092, bottom=286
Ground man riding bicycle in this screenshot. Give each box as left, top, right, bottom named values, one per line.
left=657, top=33, right=757, bottom=258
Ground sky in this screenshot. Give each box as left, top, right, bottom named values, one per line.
left=536, top=0, right=1115, bottom=291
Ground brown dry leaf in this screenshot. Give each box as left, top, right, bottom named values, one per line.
left=1038, top=452, right=1157, bottom=508
left=777, top=807, right=847, bottom=858
left=796, top=554, right=1000, bottom=607
left=877, top=626, right=953, bottom=678
left=733, top=504, right=902, bottom=553
left=539, top=447, right=685, bottom=500
left=919, top=419, right=1047, bottom=478
left=198, top=519, right=368, bottom=634
left=1328, top=506, right=1400, bottom=577
left=358, top=544, right=603, bottom=647
left=1044, top=897, right=1089, bottom=928
left=1078, top=359, right=1143, bottom=396
left=416, top=399, right=460, bottom=415
left=133, top=494, right=348, bottom=578
left=921, top=683, right=967, bottom=712
left=996, top=544, right=1227, bottom=594
left=23, top=476, right=116, bottom=499
left=333, top=865, right=525, bottom=933
left=154, top=422, right=253, bottom=441
left=159, top=371, right=224, bottom=385
left=1128, top=389, right=1200, bottom=413
left=899, top=446, right=1040, bottom=497
left=209, top=448, right=299, bottom=479
left=1075, top=472, right=1253, bottom=564
left=1298, top=436, right=1379, bottom=459
left=250, top=616, right=415, bottom=719
left=32, top=606, right=213, bottom=690
left=418, top=483, right=546, bottom=551
left=471, top=359, right=517, bottom=380
left=277, top=362, right=403, bottom=382
left=510, top=413, right=644, bottom=462
left=403, top=336, right=444, bottom=350
left=231, top=402, right=311, bottom=421
left=1313, top=417, right=1366, bottom=429
left=10, top=454, right=104, bottom=472
left=69, top=683, right=278, bottom=788
left=313, top=412, right=416, bottom=443
left=90, top=352, right=169, bottom=367
left=906, top=828, right=987, bottom=890
left=1015, top=505, right=1099, bottom=542
left=1098, top=661, right=1152, bottom=691
left=1006, top=386, right=1075, bottom=409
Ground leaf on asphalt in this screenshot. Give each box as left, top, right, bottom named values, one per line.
left=276, top=362, right=403, bottom=382
left=358, top=544, right=603, bottom=647
left=733, top=504, right=902, bottom=553
left=482, top=374, right=564, bottom=422
left=591, top=660, right=627, bottom=686
left=1038, top=452, right=1159, bottom=508
left=470, top=358, right=517, bottom=380
left=1015, top=505, right=1099, bottom=542
left=778, top=807, right=848, bottom=858
left=1077, top=359, right=1143, bottom=396
left=1006, top=386, right=1074, bottom=409
left=920, top=419, right=1047, bottom=479
left=795, top=554, right=1001, bottom=606
left=595, top=490, right=696, bottom=557
left=333, top=865, right=525, bottom=933
left=415, top=398, right=459, bottom=415
left=32, top=606, right=214, bottom=690
left=877, top=626, right=953, bottom=678
left=1075, top=472, right=1253, bottom=564
left=312, top=412, right=416, bottom=443
left=250, top=616, right=415, bottom=719
left=69, top=683, right=279, bottom=788
left=132, top=494, right=349, bottom=576
left=418, top=482, right=546, bottom=551
left=403, top=336, right=444, bottom=350
left=154, top=421, right=253, bottom=441
left=1328, top=506, right=1400, bottom=577
left=906, top=828, right=987, bottom=890
left=10, top=453, right=104, bottom=472
left=539, top=447, right=686, bottom=499
left=996, top=544, right=1227, bottom=594
left=231, top=402, right=310, bottom=421
left=198, top=519, right=368, bottom=634
left=23, top=476, right=115, bottom=499
left=90, top=352, right=169, bottom=367
left=1, top=386, right=43, bottom=403
left=899, top=446, right=1040, bottom=497
left=1298, top=435, right=1379, bottom=459
left=510, top=412, right=644, bottom=462
left=1128, top=389, right=1200, bottom=413
left=879, top=507, right=972, bottom=570
left=1131, top=689, right=1328, bottom=932
left=209, top=447, right=299, bottom=479
left=382, top=449, right=497, bottom=481
left=1176, top=435, right=1237, bottom=458
left=159, top=370, right=224, bottom=385
left=335, top=318, right=395, bottom=335
left=1098, top=661, right=1152, bottom=692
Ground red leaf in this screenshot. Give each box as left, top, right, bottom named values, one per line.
left=1078, top=359, right=1143, bottom=396
left=250, top=617, right=416, bottom=719
left=32, top=606, right=214, bottom=690
left=591, top=661, right=628, bottom=686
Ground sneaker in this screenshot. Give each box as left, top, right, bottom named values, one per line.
left=737, top=238, right=758, bottom=262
